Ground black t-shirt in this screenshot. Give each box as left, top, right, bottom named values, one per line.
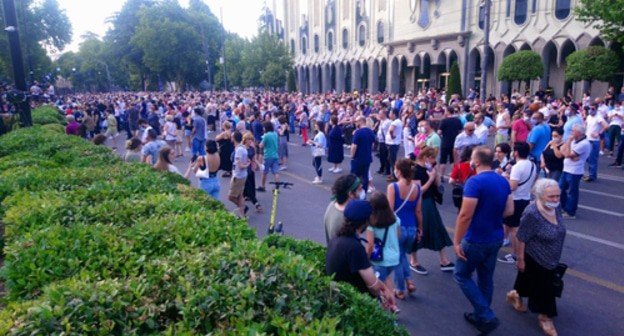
left=414, top=164, right=436, bottom=199
left=326, top=235, right=371, bottom=294
left=439, top=117, right=463, bottom=149
left=543, top=144, right=564, bottom=172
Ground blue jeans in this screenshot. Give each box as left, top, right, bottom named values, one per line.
left=373, top=265, right=397, bottom=282
left=453, top=239, right=502, bottom=321
left=350, top=160, right=371, bottom=191
left=387, top=144, right=399, bottom=178
left=394, top=226, right=417, bottom=292
left=199, top=177, right=220, bottom=200
left=192, top=138, right=206, bottom=156
left=587, top=140, right=599, bottom=180
left=559, top=172, right=582, bottom=216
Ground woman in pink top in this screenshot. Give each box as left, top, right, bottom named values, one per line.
left=511, top=111, right=531, bottom=147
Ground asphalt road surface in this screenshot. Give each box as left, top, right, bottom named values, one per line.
left=110, top=132, right=624, bottom=336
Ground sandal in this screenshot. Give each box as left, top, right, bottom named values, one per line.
left=506, top=290, right=527, bottom=312
left=394, top=290, right=406, bottom=300
left=538, top=315, right=558, bottom=336
left=406, top=280, right=416, bottom=294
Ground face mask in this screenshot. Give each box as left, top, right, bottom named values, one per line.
left=564, top=110, right=571, bottom=117
left=552, top=137, right=561, bottom=143
left=469, top=161, right=477, bottom=171
left=418, top=127, right=426, bottom=134
left=425, top=162, right=432, bottom=170
left=530, top=119, right=539, bottom=126
left=523, top=116, right=530, bottom=121
left=394, top=169, right=400, bottom=179
left=589, top=109, right=597, bottom=116
left=544, top=201, right=560, bottom=209
left=359, top=190, right=366, bottom=200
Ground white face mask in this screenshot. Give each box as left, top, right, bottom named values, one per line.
left=544, top=201, right=560, bottom=210
left=425, top=162, right=432, bottom=170
left=418, top=127, right=426, bottom=134
left=359, top=190, right=366, bottom=200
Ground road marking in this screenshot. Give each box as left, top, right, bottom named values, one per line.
left=598, top=172, right=624, bottom=183
left=280, top=170, right=332, bottom=192
left=580, top=188, right=624, bottom=200
left=566, top=230, right=624, bottom=250
left=444, top=226, right=624, bottom=294
left=577, top=205, right=624, bottom=217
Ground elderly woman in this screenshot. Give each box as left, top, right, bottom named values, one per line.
left=506, top=178, right=566, bottom=336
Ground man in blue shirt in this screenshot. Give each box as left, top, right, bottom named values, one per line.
left=350, top=116, right=376, bottom=193
left=527, top=112, right=551, bottom=165
left=191, top=108, right=207, bottom=157
left=453, top=146, right=514, bottom=334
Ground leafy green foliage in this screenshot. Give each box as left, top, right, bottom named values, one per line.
left=565, top=46, right=620, bottom=83
left=0, top=107, right=407, bottom=335
left=497, top=51, right=544, bottom=83
left=31, top=105, right=67, bottom=125
left=576, top=0, right=624, bottom=46
left=447, top=61, right=462, bottom=102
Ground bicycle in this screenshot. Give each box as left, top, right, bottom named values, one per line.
left=267, top=181, right=293, bottom=234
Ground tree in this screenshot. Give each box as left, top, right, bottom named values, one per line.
left=446, top=61, right=462, bottom=102
left=241, top=32, right=292, bottom=88
left=497, top=51, right=544, bottom=91
left=576, top=0, right=624, bottom=46
left=565, top=46, right=620, bottom=86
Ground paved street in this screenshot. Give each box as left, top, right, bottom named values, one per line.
left=113, top=133, right=624, bottom=336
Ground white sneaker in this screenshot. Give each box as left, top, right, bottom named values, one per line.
left=599, top=150, right=605, bottom=156
left=333, top=168, right=343, bottom=173
left=279, top=166, right=288, bottom=171
left=328, top=167, right=335, bottom=172
left=185, top=148, right=191, bottom=152
left=312, top=177, right=323, bottom=184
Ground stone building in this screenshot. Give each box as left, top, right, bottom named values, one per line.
left=281, top=0, right=623, bottom=99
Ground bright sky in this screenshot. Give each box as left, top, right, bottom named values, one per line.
left=59, top=0, right=265, bottom=53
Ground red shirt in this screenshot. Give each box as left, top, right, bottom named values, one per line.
left=512, top=119, right=530, bottom=143
left=450, top=162, right=476, bottom=184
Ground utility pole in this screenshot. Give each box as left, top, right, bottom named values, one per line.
left=220, top=7, right=228, bottom=91
left=480, top=0, right=491, bottom=101
left=200, top=22, right=213, bottom=92
left=2, top=0, right=32, bottom=127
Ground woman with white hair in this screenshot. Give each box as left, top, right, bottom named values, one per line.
left=506, top=178, right=566, bottom=336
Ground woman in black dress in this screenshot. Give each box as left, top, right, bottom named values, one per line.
left=327, top=115, right=344, bottom=173
left=216, top=121, right=234, bottom=177
left=540, top=129, right=564, bottom=182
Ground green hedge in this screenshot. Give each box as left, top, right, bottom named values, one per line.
left=0, top=109, right=408, bottom=335
left=31, top=105, right=67, bottom=126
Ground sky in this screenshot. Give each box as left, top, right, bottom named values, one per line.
left=58, top=0, right=265, bottom=53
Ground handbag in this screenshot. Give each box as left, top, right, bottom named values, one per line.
left=552, top=262, right=568, bottom=298
left=195, top=156, right=211, bottom=179
left=370, top=227, right=389, bottom=262
left=313, top=146, right=325, bottom=157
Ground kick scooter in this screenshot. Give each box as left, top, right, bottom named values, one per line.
left=267, top=181, right=293, bottom=234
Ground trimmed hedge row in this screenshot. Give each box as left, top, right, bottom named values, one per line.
left=0, top=117, right=408, bottom=335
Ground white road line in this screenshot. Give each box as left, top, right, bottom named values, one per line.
left=580, top=188, right=624, bottom=200
left=597, top=173, right=624, bottom=183
left=577, top=205, right=624, bottom=217
left=567, top=230, right=624, bottom=251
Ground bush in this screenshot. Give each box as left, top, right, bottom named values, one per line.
left=31, top=105, right=66, bottom=126
left=0, top=107, right=407, bottom=335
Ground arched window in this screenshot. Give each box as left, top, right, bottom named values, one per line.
left=531, top=0, right=537, bottom=13
left=555, top=0, right=571, bottom=20
left=478, top=4, right=485, bottom=30
left=301, top=36, right=307, bottom=54
left=342, top=28, right=349, bottom=49
left=377, top=21, right=384, bottom=43
left=506, top=0, right=511, bottom=17
left=314, top=34, right=319, bottom=53
left=514, top=0, right=528, bottom=25
left=358, top=24, right=366, bottom=47
left=290, top=39, right=295, bottom=55
left=327, top=31, right=334, bottom=51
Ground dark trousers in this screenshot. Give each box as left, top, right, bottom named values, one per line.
left=387, top=144, right=399, bottom=178
left=350, top=160, right=371, bottom=192
left=615, top=136, right=624, bottom=165
left=244, top=170, right=259, bottom=206
left=378, top=142, right=389, bottom=174
left=313, top=156, right=323, bottom=178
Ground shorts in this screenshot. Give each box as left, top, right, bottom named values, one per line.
left=504, top=199, right=530, bottom=228
left=373, top=265, right=397, bottom=282
left=439, top=146, right=454, bottom=164
left=263, top=158, right=279, bottom=175
left=184, top=129, right=192, bottom=137
left=228, top=176, right=246, bottom=198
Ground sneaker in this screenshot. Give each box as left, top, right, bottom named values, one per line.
left=497, top=254, right=517, bottom=264
left=440, top=262, right=455, bottom=272
left=312, top=177, right=323, bottom=184
left=561, top=212, right=576, bottom=220
left=599, top=150, right=605, bottom=156
left=410, top=264, right=429, bottom=275
left=333, top=168, right=343, bottom=173
left=328, top=167, right=335, bottom=172
left=582, top=176, right=595, bottom=182
left=256, top=187, right=266, bottom=192
left=609, top=162, right=623, bottom=168
left=463, top=313, right=500, bottom=334
left=185, top=148, right=191, bottom=152
left=279, top=166, right=288, bottom=171
left=367, top=186, right=376, bottom=194
left=502, top=239, right=511, bottom=247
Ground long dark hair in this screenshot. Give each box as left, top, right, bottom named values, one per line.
left=337, top=219, right=368, bottom=237
left=369, top=192, right=396, bottom=228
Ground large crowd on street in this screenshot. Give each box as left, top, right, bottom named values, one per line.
left=32, top=81, right=624, bottom=335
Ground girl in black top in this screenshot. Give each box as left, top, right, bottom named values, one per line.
left=541, top=129, right=564, bottom=182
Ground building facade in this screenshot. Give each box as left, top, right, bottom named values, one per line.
left=281, top=0, right=623, bottom=99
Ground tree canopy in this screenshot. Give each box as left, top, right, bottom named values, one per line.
left=576, top=0, right=624, bottom=46
left=497, top=51, right=544, bottom=84
left=565, top=46, right=620, bottom=83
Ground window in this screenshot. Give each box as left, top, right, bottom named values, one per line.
left=290, top=39, right=295, bottom=55
left=478, top=4, right=485, bottom=30
left=301, top=36, right=307, bottom=54
left=531, top=0, right=537, bottom=13
left=358, top=24, right=366, bottom=47
left=377, top=21, right=384, bottom=44
left=555, top=0, right=571, bottom=20
left=506, top=0, right=511, bottom=17
left=514, top=0, right=528, bottom=25
left=342, top=28, right=349, bottom=49
left=314, top=34, right=319, bottom=53
left=327, top=31, right=334, bottom=51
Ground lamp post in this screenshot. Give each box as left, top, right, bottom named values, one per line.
left=2, top=0, right=32, bottom=127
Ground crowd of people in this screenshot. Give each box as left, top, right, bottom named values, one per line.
left=49, top=84, right=624, bottom=335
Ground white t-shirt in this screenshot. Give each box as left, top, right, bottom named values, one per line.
left=510, top=159, right=536, bottom=200
left=585, top=114, right=606, bottom=141
left=496, top=112, right=509, bottom=136
left=564, top=138, right=591, bottom=175
left=475, top=123, right=489, bottom=144
left=385, top=119, right=403, bottom=145
left=377, top=119, right=391, bottom=143
left=608, top=108, right=624, bottom=127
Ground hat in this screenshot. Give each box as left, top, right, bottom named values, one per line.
left=344, top=200, right=373, bottom=222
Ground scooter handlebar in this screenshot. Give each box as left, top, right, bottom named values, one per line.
left=269, top=181, right=294, bottom=189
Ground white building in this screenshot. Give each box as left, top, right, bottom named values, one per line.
left=281, top=0, right=623, bottom=99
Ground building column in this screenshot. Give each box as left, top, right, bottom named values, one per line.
left=368, top=60, right=379, bottom=94
left=406, top=66, right=416, bottom=94
left=387, top=58, right=400, bottom=94
left=335, top=63, right=345, bottom=93
left=297, top=66, right=305, bottom=93
left=321, top=64, right=331, bottom=93
left=351, top=61, right=361, bottom=92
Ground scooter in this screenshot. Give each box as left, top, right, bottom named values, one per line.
left=267, top=181, right=293, bottom=234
